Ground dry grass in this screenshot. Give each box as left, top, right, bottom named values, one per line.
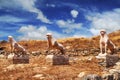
left=0, top=55, right=105, bottom=80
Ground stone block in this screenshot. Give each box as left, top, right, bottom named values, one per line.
left=106, top=54, right=119, bottom=67
left=83, top=74, right=102, bottom=80
left=13, top=54, right=29, bottom=64
left=102, top=73, right=113, bottom=80
left=46, top=55, right=69, bottom=65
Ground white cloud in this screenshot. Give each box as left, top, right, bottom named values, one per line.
left=73, top=34, right=87, bottom=38
left=0, top=0, right=51, bottom=24
left=46, top=4, right=56, bottom=7
left=86, top=8, right=120, bottom=35
left=18, top=0, right=52, bottom=24
left=18, top=25, right=65, bottom=40
left=56, top=19, right=82, bottom=33
left=70, top=10, right=79, bottom=18
left=18, top=25, right=47, bottom=40
left=18, top=25, right=36, bottom=33
left=89, top=28, right=100, bottom=36
left=0, top=0, right=19, bottom=9
left=0, top=15, right=25, bottom=22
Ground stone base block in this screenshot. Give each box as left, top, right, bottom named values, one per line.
left=106, top=54, right=119, bottom=67
left=46, top=55, right=69, bottom=65
left=13, top=54, right=29, bottom=64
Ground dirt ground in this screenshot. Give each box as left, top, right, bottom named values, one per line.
left=0, top=55, right=107, bottom=80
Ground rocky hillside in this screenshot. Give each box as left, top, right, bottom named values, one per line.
left=1, top=30, right=120, bottom=53
left=0, top=30, right=120, bottom=80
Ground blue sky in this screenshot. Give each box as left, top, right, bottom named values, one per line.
left=0, top=0, right=120, bottom=41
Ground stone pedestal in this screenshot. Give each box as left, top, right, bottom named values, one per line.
left=106, top=54, right=119, bottom=67
left=102, top=74, right=113, bottom=80
left=83, top=74, right=102, bottom=80
left=46, top=55, right=69, bottom=65
left=13, top=54, right=29, bottom=64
